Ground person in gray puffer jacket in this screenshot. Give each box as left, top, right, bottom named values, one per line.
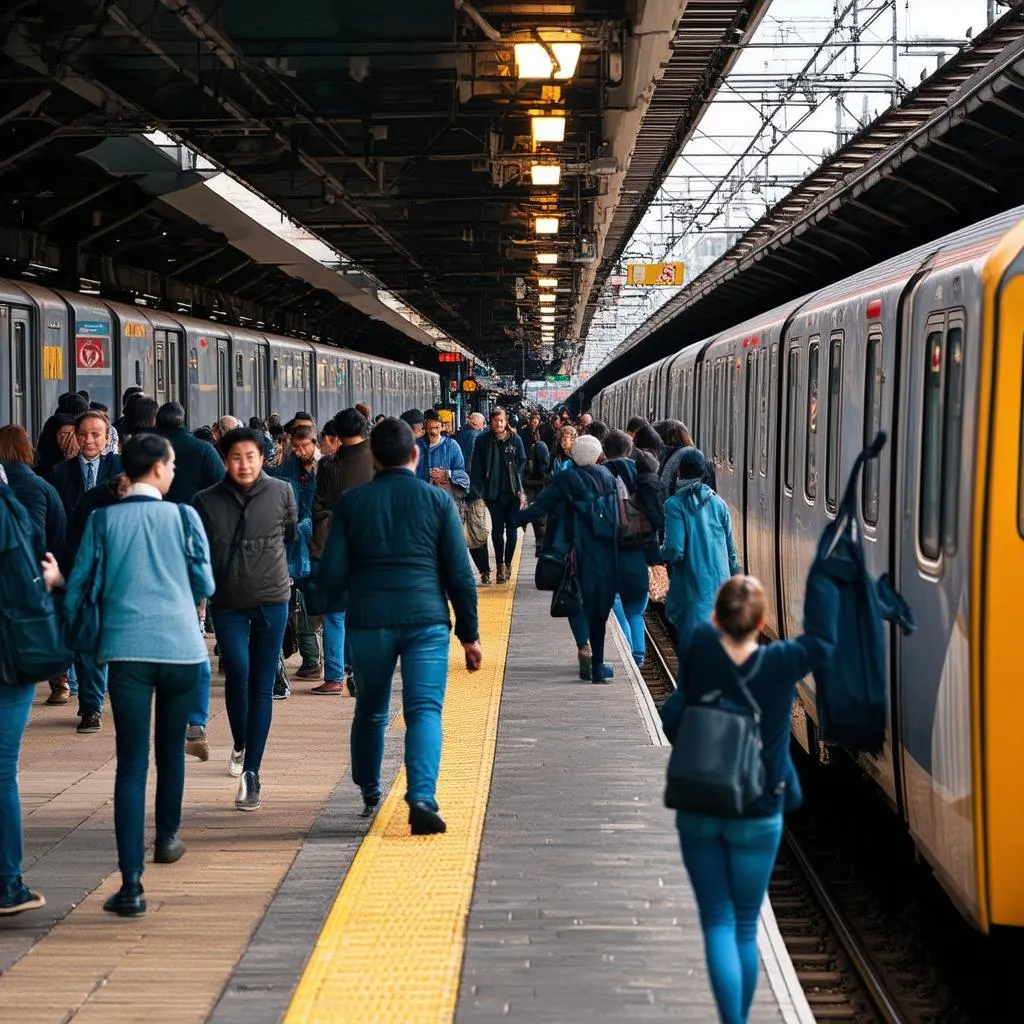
left=194, top=427, right=297, bottom=813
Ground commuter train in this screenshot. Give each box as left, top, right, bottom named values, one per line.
left=592, top=205, right=1024, bottom=933
left=0, top=278, right=440, bottom=442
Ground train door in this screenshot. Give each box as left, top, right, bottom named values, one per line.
left=895, top=299, right=977, bottom=917
left=5, top=306, right=32, bottom=429
left=216, top=338, right=230, bottom=415
left=153, top=328, right=182, bottom=406
left=778, top=335, right=804, bottom=637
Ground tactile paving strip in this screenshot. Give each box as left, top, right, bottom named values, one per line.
left=283, top=549, right=520, bottom=1024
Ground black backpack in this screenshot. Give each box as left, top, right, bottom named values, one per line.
left=613, top=475, right=654, bottom=548
left=0, top=487, right=73, bottom=685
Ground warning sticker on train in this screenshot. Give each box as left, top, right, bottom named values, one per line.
left=75, top=321, right=109, bottom=373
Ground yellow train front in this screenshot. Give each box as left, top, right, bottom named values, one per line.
left=590, top=205, right=1024, bottom=932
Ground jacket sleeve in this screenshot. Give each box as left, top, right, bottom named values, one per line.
left=534, top=441, right=551, bottom=478
left=310, top=458, right=338, bottom=560
left=281, top=481, right=298, bottom=546
left=722, top=504, right=741, bottom=576
left=769, top=563, right=839, bottom=680
left=182, top=506, right=216, bottom=603
left=514, top=475, right=566, bottom=525
left=306, top=507, right=350, bottom=615
left=469, top=434, right=486, bottom=496
left=513, top=433, right=527, bottom=479
left=201, top=444, right=225, bottom=490
left=438, top=497, right=480, bottom=642
left=446, top=441, right=470, bottom=492
left=63, top=511, right=99, bottom=627
left=660, top=498, right=686, bottom=565
left=45, top=484, right=68, bottom=566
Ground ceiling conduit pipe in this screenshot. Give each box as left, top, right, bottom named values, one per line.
left=456, top=0, right=503, bottom=42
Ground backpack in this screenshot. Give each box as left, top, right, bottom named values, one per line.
left=664, top=649, right=766, bottom=816
left=0, top=488, right=73, bottom=685
left=63, top=507, right=108, bottom=655
left=614, top=475, right=654, bottom=548
left=577, top=484, right=619, bottom=542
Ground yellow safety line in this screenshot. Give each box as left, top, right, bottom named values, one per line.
left=284, top=549, right=520, bottom=1024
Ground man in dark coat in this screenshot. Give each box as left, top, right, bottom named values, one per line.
left=51, top=410, right=122, bottom=521
left=156, top=402, right=225, bottom=506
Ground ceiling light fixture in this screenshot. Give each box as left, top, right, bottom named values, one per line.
left=530, top=163, right=562, bottom=186
left=531, top=116, right=566, bottom=143
left=537, top=277, right=558, bottom=288
left=539, top=293, right=556, bottom=304
left=535, top=216, right=559, bottom=234
left=536, top=252, right=558, bottom=265
left=514, top=39, right=582, bottom=80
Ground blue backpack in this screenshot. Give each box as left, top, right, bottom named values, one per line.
left=573, top=475, right=619, bottom=542
left=0, top=487, right=73, bottom=685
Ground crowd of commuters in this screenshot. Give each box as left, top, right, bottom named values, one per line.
left=0, top=383, right=845, bottom=1024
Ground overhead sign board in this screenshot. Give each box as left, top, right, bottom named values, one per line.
left=626, top=262, right=685, bottom=287
left=462, top=378, right=478, bottom=392
left=546, top=374, right=571, bottom=383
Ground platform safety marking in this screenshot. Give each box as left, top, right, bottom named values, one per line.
left=283, top=550, right=520, bottom=1024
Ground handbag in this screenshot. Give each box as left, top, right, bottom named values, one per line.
left=535, top=548, right=565, bottom=591
left=664, top=649, right=766, bottom=817
left=549, top=551, right=582, bottom=618
left=648, top=564, right=669, bottom=603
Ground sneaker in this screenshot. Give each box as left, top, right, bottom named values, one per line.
left=360, top=791, right=380, bottom=818
left=77, top=712, right=101, bottom=734
left=186, top=725, right=210, bottom=762
left=503, top=562, right=512, bottom=580
left=273, top=678, right=291, bottom=700
left=228, top=747, right=245, bottom=778
left=310, top=680, right=345, bottom=695
left=495, top=566, right=507, bottom=584
left=0, top=878, right=45, bottom=916
left=235, top=770, right=262, bottom=811
left=479, top=572, right=492, bottom=586
left=295, top=664, right=323, bottom=680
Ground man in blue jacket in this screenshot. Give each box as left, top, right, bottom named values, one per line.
left=309, top=417, right=482, bottom=835
left=416, top=410, right=470, bottom=495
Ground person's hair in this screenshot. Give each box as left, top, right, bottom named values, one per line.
left=603, top=429, right=632, bottom=460
left=652, top=419, right=693, bottom=448
left=219, top=426, right=266, bottom=459
left=290, top=424, right=317, bottom=444
left=269, top=422, right=284, bottom=439
left=715, top=576, right=766, bottom=640
left=371, top=417, right=416, bottom=468
left=354, top=402, right=371, bottom=420
left=0, top=424, right=34, bottom=464
left=122, top=432, right=173, bottom=481
left=126, top=397, right=159, bottom=434
left=75, top=410, right=110, bottom=435
left=424, top=409, right=442, bottom=424
left=489, top=406, right=507, bottom=421
left=193, top=425, right=214, bottom=443
left=156, top=401, right=186, bottom=431
left=333, top=408, right=371, bottom=439
left=77, top=389, right=90, bottom=402
left=89, top=401, right=108, bottom=413
left=249, top=416, right=267, bottom=432
left=122, top=385, right=144, bottom=409
left=320, top=420, right=340, bottom=440
left=583, top=419, right=608, bottom=443
left=625, top=416, right=647, bottom=434
left=64, top=395, right=89, bottom=417
left=374, top=414, right=385, bottom=423
left=633, top=423, right=663, bottom=453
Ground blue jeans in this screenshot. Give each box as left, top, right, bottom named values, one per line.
left=214, top=603, right=289, bottom=774
left=190, top=613, right=211, bottom=729
left=613, top=591, right=649, bottom=662
left=108, top=661, right=200, bottom=875
left=323, top=611, right=347, bottom=682
left=75, top=652, right=108, bottom=717
left=348, top=623, right=450, bottom=809
left=0, top=684, right=35, bottom=886
left=676, top=812, right=784, bottom=1024
left=568, top=610, right=588, bottom=650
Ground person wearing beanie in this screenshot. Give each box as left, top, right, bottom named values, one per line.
left=399, top=409, right=426, bottom=440
left=514, top=433, right=622, bottom=683
left=660, top=446, right=740, bottom=662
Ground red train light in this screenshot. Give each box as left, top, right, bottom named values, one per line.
left=867, top=298, right=882, bottom=319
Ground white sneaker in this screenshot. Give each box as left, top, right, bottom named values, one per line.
left=228, top=748, right=244, bottom=778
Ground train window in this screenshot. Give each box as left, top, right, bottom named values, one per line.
left=235, top=353, right=244, bottom=387
left=156, top=349, right=166, bottom=395
left=825, top=333, right=843, bottom=514
left=784, top=347, right=799, bottom=491
left=758, top=347, right=769, bottom=477
left=940, top=321, right=965, bottom=555
left=919, top=326, right=945, bottom=561
left=189, top=347, right=199, bottom=386
left=318, top=360, right=327, bottom=389
left=168, top=337, right=179, bottom=399
left=745, top=352, right=757, bottom=478
left=134, top=360, right=143, bottom=387
left=711, top=360, right=721, bottom=459
left=727, top=358, right=737, bottom=468
left=12, top=320, right=26, bottom=425
left=272, top=359, right=279, bottom=390
left=805, top=339, right=820, bottom=502
left=863, top=329, right=883, bottom=525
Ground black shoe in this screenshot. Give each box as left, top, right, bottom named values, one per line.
left=77, top=712, right=102, bottom=734
left=408, top=801, right=446, bottom=835
left=360, top=794, right=380, bottom=818
left=153, top=837, right=186, bottom=864
left=0, top=878, right=45, bottom=916
left=103, top=875, right=146, bottom=917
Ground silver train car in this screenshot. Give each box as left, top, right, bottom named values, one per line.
left=592, top=206, right=1024, bottom=932
left=0, top=278, right=440, bottom=440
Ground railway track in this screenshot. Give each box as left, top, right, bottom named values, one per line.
left=640, top=607, right=920, bottom=1024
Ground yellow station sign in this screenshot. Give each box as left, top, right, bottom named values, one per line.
left=626, top=262, right=685, bottom=286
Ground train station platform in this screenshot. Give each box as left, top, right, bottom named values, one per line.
left=0, top=552, right=813, bottom=1024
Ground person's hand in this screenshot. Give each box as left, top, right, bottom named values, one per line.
left=40, top=552, right=64, bottom=591
left=59, top=432, right=79, bottom=458
left=197, top=600, right=207, bottom=620
left=463, top=641, right=483, bottom=672
left=430, top=467, right=447, bottom=485
left=519, top=492, right=527, bottom=510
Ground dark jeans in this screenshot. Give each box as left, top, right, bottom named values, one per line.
left=108, top=661, right=201, bottom=875
left=214, top=603, right=289, bottom=774
left=676, top=811, right=784, bottom=1024
left=0, top=684, right=34, bottom=886
left=348, top=623, right=450, bottom=809
left=469, top=546, right=490, bottom=576
left=75, top=651, right=108, bottom=718
left=524, top=486, right=546, bottom=542
left=486, top=494, right=521, bottom=566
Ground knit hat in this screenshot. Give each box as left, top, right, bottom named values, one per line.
left=400, top=408, right=425, bottom=427
left=571, top=434, right=603, bottom=467
left=677, top=446, right=706, bottom=480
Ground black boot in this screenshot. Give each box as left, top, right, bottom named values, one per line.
left=103, top=873, right=146, bottom=917
left=408, top=801, right=447, bottom=835
left=153, top=836, right=186, bottom=864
